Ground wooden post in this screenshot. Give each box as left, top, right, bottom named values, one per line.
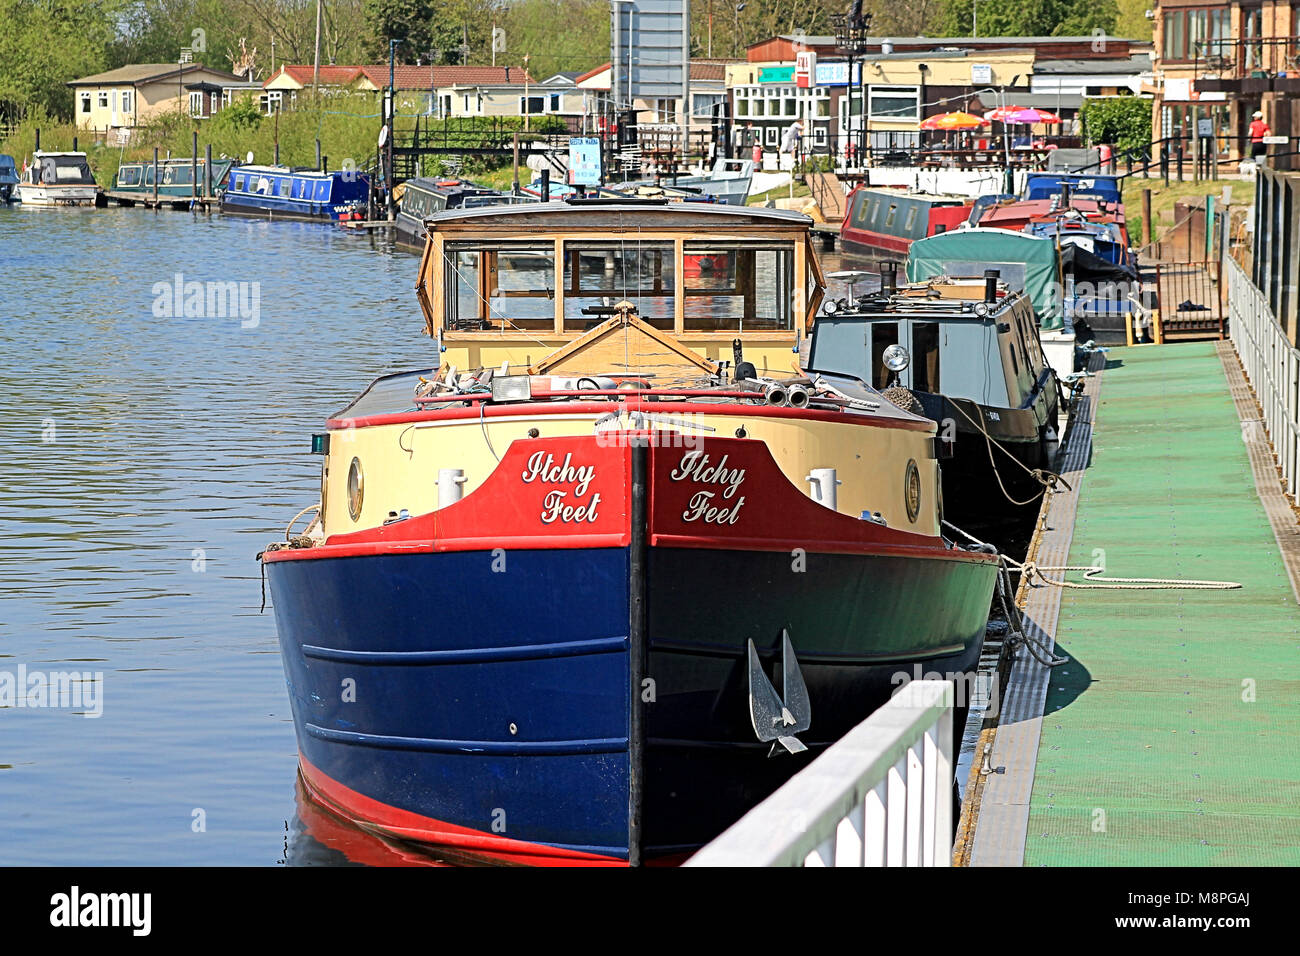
left=1142, top=187, right=1153, bottom=247
left=512, top=133, right=520, bottom=195
left=205, top=144, right=212, bottom=199
left=153, top=147, right=159, bottom=205
left=192, top=131, right=198, bottom=201
left=316, top=138, right=322, bottom=170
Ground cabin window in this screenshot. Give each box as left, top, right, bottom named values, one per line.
left=444, top=241, right=557, bottom=332
left=870, top=323, right=900, bottom=390
left=884, top=204, right=898, bottom=228
left=562, top=242, right=675, bottom=332
left=904, top=206, right=918, bottom=234
left=682, top=241, right=794, bottom=332
left=912, top=322, right=941, bottom=394
left=233, top=175, right=245, bottom=191
left=116, top=166, right=141, bottom=187
left=278, top=179, right=291, bottom=197
left=144, top=165, right=155, bottom=186
left=314, top=180, right=330, bottom=200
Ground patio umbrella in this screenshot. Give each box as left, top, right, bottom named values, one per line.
left=920, top=111, right=989, bottom=130
left=986, top=107, right=1062, bottom=125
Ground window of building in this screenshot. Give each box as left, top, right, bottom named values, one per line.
left=121, top=90, right=133, bottom=114
left=189, top=91, right=204, bottom=117
left=1162, top=6, right=1229, bottom=62
left=80, top=92, right=91, bottom=113
left=549, top=92, right=562, bottom=112
left=868, top=86, right=920, bottom=121
left=520, top=95, right=545, bottom=114
left=98, top=92, right=109, bottom=108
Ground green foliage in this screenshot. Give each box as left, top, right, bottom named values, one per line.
left=1114, top=0, right=1154, bottom=41
left=207, top=93, right=263, bottom=133
left=500, top=0, right=609, bottom=78
left=1080, top=95, right=1152, bottom=154
left=0, top=0, right=116, bottom=120
left=936, top=0, right=1117, bottom=38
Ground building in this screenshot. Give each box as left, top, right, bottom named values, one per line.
left=68, top=64, right=248, bottom=132
left=1153, top=0, right=1300, bottom=168
left=731, top=35, right=1151, bottom=165
left=262, top=64, right=534, bottom=115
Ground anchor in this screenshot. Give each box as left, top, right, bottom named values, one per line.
left=747, top=630, right=812, bottom=756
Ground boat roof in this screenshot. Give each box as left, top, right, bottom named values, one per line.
left=237, top=164, right=335, bottom=177
left=853, top=187, right=969, bottom=204
left=425, top=199, right=812, bottom=228
left=33, top=151, right=88, bottom=159
left=426, top=199, right=811, bottom=224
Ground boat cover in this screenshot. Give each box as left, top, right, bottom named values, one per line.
left=905, top=228, right=1064, bottom=329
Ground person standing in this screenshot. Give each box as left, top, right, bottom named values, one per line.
left=1249, top=110, right=1271, bottom=162
left=779, top=119, right=803, bottom=169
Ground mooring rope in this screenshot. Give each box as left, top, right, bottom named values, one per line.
left=946, top=397, right=1068, bottom=507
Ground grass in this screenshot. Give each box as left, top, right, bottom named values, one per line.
left=1122, top=174, right=1254, bottom=248
left=746, top=179, right=810, bottom=207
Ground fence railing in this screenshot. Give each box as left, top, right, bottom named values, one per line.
left=684, top=680, right=953, bottom=867
left=1226, top=255, right=1300, bottom=504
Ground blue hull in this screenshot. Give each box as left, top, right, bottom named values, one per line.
left=268, top=540, right=995, bottom=862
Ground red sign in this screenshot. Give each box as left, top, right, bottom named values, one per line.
left=795, top=51, right=816, bottom=89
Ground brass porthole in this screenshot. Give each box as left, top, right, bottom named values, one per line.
left=905, top=459, right=921, bottom=524
left=347, top=457, right=364, bottom=522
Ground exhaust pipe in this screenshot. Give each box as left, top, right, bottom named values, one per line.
left=879, top=261, right=898, bottom=296
left=984, top=268, right=1000, bottom=304
left=763, top=383, right=789, bottom=406
left=786, top=384, right=810, bottom=408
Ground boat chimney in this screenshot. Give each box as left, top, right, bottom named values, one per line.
left=541, top=167, right=550, bottom=202
left=879, top=260, right=898, bottom=295
left=1060, top=181, right=1071, bottom=206
left=72, top=136, right=78, bottom=153
left=34, top=128, right=40, bottom=151
left=984, top=269, right=1000, bottom=304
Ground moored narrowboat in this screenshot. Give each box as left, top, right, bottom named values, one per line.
left=221, top=165, right=368, bottom=221
left=393, top=178, right=515, bottom=250
left=260, top=200, right=1000, bottom=865
left=17, top=151, right=99, bottom=207
left=107, top=156, right=236, bottom=208
left=809, top=264, right=1060, bottom=522
left=840, top=186, right=971, bottom=263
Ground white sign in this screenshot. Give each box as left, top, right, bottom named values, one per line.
left=795, top=51, right=817, bottom=89
left=1197, top=118, right=1214, bottom=137
left=1164, top=77, right=1191, bottom=101
left=815, top=61, right=850, bottom=86
left=1263, top=135, right=1289, bottom=144
left=971, top=64, right=992, bottom=84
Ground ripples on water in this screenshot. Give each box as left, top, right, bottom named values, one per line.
left=0, top=204, right=879, bottom=865
left=0, top=205, right=448, bottom=864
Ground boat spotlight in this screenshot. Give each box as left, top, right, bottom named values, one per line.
left=882, top=344, right=911, bottom=373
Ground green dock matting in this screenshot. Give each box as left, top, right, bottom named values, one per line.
left=1023, top=342, right=1300, bottom=866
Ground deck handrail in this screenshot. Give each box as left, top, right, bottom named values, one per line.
left=685, top=679, right=953, bottom=867
left=1225, top=255, right=1300, bottom=504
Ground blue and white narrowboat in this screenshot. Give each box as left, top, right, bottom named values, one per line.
left=0, top=155, right=19, bottom=203
left=221, top=165, right=368, bottom=221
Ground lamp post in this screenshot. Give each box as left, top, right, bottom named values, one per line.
left=734, top=3, right=746, bottom=59
left=831, top=10, right=871, bottom=169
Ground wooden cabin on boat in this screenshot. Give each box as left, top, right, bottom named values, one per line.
left=415, top=200, right=824, bottom=378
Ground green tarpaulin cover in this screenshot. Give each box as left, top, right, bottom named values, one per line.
left=905, top=228, right=1064, bottom=329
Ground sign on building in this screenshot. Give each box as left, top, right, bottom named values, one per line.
left=796, top=51, right=817, bottom=89
left=610, top=0, right=690, bottom=105
left=971, top=63, right=992, bottom=85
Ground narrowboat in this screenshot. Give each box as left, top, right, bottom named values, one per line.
left=840, top=187, right=971, bottom=263
left=17, top=151, right=98, bottom=207
left=107, top=157, right=236, bottom=208
left=221, top=165, right=368, bottom=221
left=809, top=263, right=1060, bottom=521
left=393, top=178, right=515, bottom=250
left=260, top=200, right=1000, bottom=865
left=664, top=158, right=756, bottom=206
left=0, top=155, right=18, bottom=202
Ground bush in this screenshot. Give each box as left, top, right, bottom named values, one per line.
left=1080, top=96, right=1153, bottom=156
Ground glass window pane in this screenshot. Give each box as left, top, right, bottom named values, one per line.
left=682, top=242, right=793, bottom=331
left=445, top=241, right=556, bottom=331
left=562, top=242, right=675, bottom=331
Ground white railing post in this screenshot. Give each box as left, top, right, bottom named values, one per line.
left=685, top=679, right=955, bottom=867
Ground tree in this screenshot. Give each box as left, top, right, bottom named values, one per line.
left=1080, top=94, right=1151, bottom=153
left=363, top=0, right=499, bottom=64
left=936, top=0, right=1117, bottom=38
left=502, top=0, right=608, bottom=78
left=0, top=0, right=118, bottom=120
left=1114, top=0, right=1153, bottom=41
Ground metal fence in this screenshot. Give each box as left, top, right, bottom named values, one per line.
left=685, top=680, right=953, bottom=867
left=1226, top=254, right=1300, bottom=504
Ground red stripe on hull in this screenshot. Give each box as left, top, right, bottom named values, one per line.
left=298, top=754, right=628, bottom=867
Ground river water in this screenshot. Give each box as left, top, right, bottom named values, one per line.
left=0, top=205, right=448, bottom=864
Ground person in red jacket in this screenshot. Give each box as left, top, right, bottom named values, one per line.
left=1249, top=110, right=1271, bottom=161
